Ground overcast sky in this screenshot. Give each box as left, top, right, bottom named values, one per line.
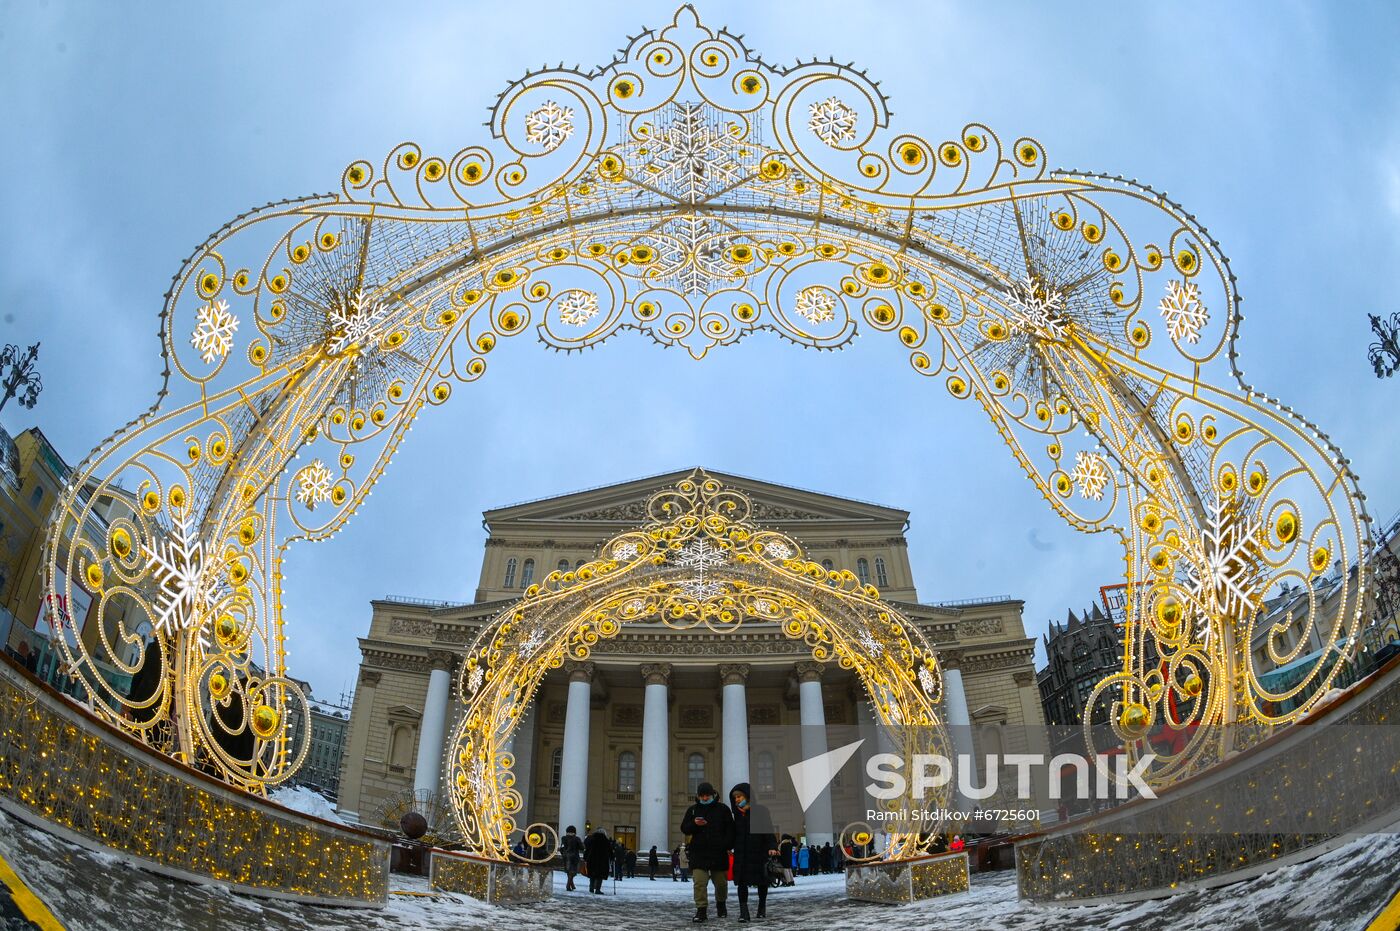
left=2, top=1, right=1398, bottom=701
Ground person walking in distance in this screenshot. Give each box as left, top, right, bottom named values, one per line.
left=648, top=844, right=659, bottom=880
left=583, top=828, right=611, bottom=894
left=778, top=835, right=795, bottom=887
left=672, top=844, right=683, bottom=881
left=560, top=825, right=584, bottom=891
left=728, top=783, right=777, bottom=922
left=680, top=781, right=734, bottom=923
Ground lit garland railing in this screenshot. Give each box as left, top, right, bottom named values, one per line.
left=1015, top=653, right=1400, bottom=902
left=0, top=653, right=390, bottom=906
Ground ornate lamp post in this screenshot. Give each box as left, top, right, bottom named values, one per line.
left=1368, top=313, right=1400, bottom=379
left=0, top=342, right=42, bottom=413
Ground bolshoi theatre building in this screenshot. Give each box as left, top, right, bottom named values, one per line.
left=335, top=469, right=1048, bottom=852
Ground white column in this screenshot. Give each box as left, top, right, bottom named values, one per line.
left=941, top=652, right=978, bottom=810
left=507, top=700, right=538, bottom=826
left=720, top=663, right=751, bottom=796
left=557, top=661, right=594, bottom=836
left=856, top=697, right=893, bottom=854
left=639, top=663, right=672, bottom=853
left=796, top=661, right=834, bottom=845
left=336, top=667, right=380, bottom=823
left=413, top=652, right=454, bottom=802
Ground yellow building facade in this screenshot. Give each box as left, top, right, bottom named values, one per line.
left=337, top=469, right=1047, bottom=850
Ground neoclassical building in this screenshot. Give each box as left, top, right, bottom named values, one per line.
left=336, top=469, right=1046, bottom=851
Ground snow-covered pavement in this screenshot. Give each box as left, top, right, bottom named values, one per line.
left=1, top=807, right=1395, bottom=930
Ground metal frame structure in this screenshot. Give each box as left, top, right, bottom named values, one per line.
left=40, top=6, right=1372, bottom=848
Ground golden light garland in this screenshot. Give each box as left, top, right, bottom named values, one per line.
left=445, top=472, right=949, bottom=860
left=40, top=6, right=1370, bottom=813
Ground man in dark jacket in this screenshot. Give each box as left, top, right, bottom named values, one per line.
left=613, top=839, right=627, bottom=882
left=560, top=825, right=584, bottom=891
left=583, top=829, right=611, bottom=894
left=648, top=845, right=659, bottom=880
left=680, top=781, right=734, bottom=922
left=728, top=782, right=777, bottom=922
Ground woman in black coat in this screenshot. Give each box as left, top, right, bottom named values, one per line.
left=728, top=783, right=777, bottom=922
left=583, top=829, right=611, bottom=894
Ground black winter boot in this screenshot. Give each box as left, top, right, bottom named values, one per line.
left=716, top=900, right=728, bottom=918
left=756, top=902, right=766, bottom=919
left=692, top=907, right=707, bottom=923
left=738, top=902, right=751, bottom=922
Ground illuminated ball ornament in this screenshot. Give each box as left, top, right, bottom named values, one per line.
left=251, top=704, right=280, bottom=739
left=1118, top=702, right=1151, bottom=739
left=1182, top=673, right=1204, bottom=698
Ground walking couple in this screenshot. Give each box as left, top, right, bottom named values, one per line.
left=680, top=781, right=777, bottom=923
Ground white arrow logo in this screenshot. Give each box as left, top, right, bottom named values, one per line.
left=787, top=739, right=864, bottom=812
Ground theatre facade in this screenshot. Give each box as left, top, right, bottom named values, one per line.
left=336, top=469, right=1047, bottom=852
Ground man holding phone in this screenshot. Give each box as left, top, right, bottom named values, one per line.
left=680, top=781, right=734, bottom=923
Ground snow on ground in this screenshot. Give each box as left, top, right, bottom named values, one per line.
left=1, top=806, right=1396, bottom=931
left=266, top=785, right=345, bottom=824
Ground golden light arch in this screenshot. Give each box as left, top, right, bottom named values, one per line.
left=44, top=5, right=1372, bottom=804
left=448, top=471, right=949, bottom=861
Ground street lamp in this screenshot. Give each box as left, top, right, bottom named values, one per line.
left=0, top=342, right=42, bottom=413
left=1368, top=313, right=1400, bottom=379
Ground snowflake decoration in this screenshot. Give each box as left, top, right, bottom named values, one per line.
left=144, top=515, right=211, bottom=634
left=674, top=539, right=727, bottom=601
left=754, top=599, right=775, bottom=615
left=1070, top=452, right=1111, bottom=501
left=763, top=541, right=794, bottom=560
left=295, top=460, right=334, bottom=510
left=650, top=216, right=735, bottom=297
left=612, top=542, right=640, bottom=561
left=645, top=103, right=747, bottom=204
left=1188, top=496, right=1264, bottom=643
left=794, top=286, right=838, bottom=324
left=918, top=666, right=937, bottom=695
left=858, top=630, right=885, bottom=657
left=557, top=290, right=600, bottom=327
left=809, top=97, right=858, bottom=147
left=523, top=100, right=575, bottom=152
left=328, top=288, right=389, bottom=355
left=466, top=666, right=484, bottom=695
left=678, top=577, right=727, bottom=601
left=190, top=299, right=239, bottom=364
left=518, top=629, right=544, bottom=654
left=1003, top=275, right=1068, bottom=340
left=1159, top=279, right=1210, bottom=344
left=674, top=539, right=727, bottom=572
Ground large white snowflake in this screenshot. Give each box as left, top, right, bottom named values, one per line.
left=674, top=539, right=727, bottom=601
left=1189, top=496, right=1264, bottom=643
left=646, top=103, right=746, bottom=204
left=557, top=290, right=600, bottom=327
left=190, top=299, right=239, bottom=364
left=674, top=540, right=726, bottom=572
left=1003, top=275, right=1068, bottom=340
left=328, top=288, right=389, bottom=355
left=144, top=515, right=211, bottom=634
left=1070, top=452, right=1111, bottom=501
left=1159, top=279, right=1209, bottom=344
left=466, top=665, right=484, bottom=695
left=808, top=96, right=858, bottom=147
left=524, top=100, right=575, bottom=152
left=754, top=598, right=775, bottom=615
left=794, top=286, right=838, bottom=324
left=612, top=541, right=640, bottom=561
left=653, top=215, right=734, bottom=296
left=295, top=459, right=334, bottom=510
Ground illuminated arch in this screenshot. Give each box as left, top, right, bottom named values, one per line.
left=43, top=6, right=1370, bottom=801
left=448, top=473, right=948, bottom=860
